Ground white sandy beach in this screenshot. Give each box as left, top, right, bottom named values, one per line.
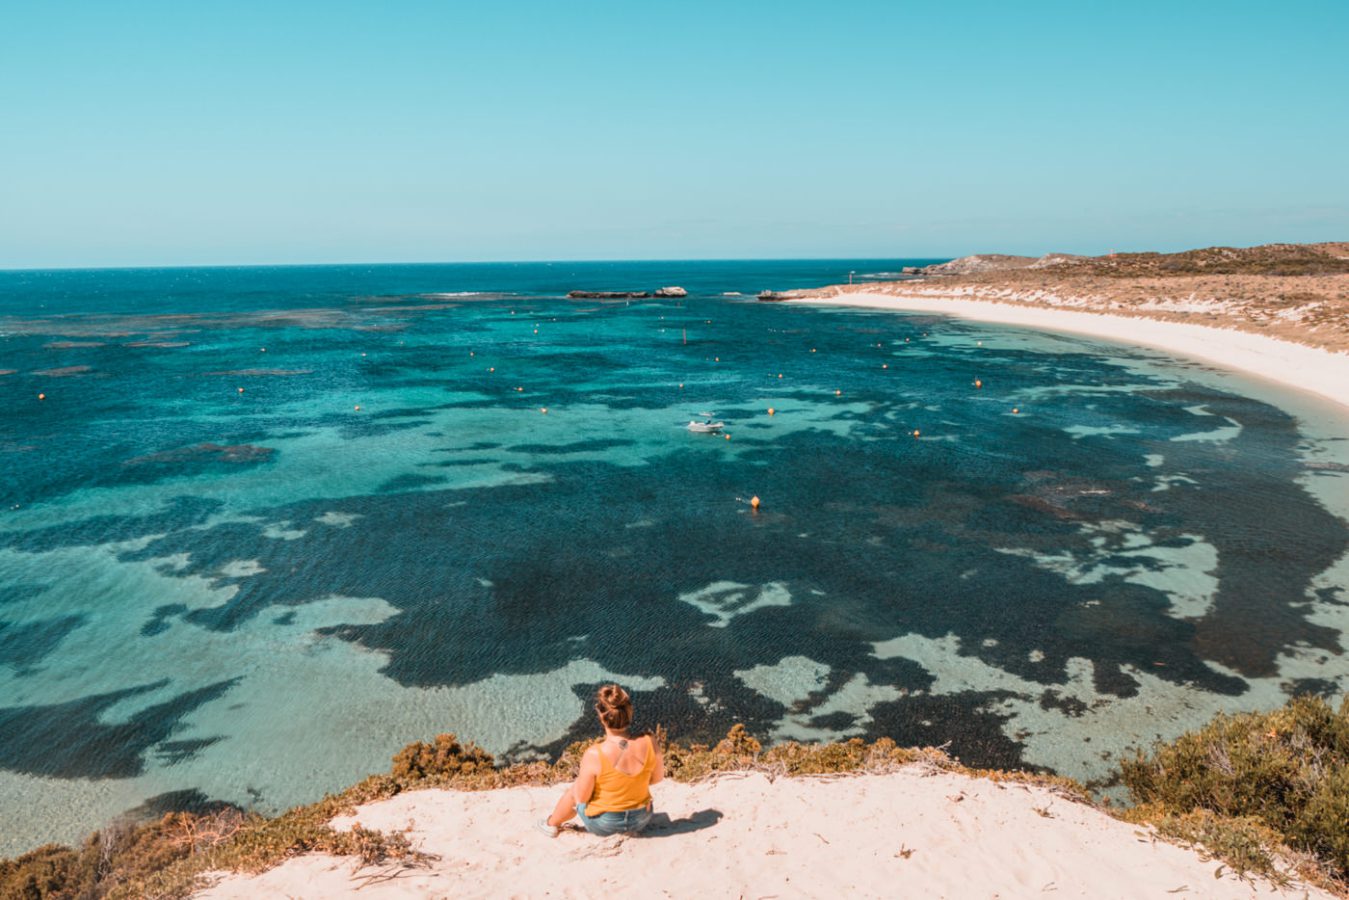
left=797, top=290, right=1349, bottom=414
left=196, top=769, right=1328, bottom=899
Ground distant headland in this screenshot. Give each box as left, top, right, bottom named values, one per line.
left=780, top=241, right=1349, bottom=411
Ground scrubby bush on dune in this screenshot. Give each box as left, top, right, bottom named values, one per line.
left=389, top=732, right=496, bottom=781
left=0, top=809, right=248, bottom=900
left=0, top=802, right=423, bottom=900
left=1121, top=694, right=1349, bottom=886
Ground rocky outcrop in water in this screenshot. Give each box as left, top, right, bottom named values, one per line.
left=567, top=286, right=689, bottom=299
left=124, top=443, right=275, bottom=466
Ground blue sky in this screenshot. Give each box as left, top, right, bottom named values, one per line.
left=2, top=0, right=1346, bottom=267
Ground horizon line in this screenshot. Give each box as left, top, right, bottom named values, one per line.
left=0, top=255, right=958, bottom=274
left=5, top=237, right=1337, bottom=273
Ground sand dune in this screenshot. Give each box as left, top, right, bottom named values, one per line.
left=196, top=769, right=1327, bottom=899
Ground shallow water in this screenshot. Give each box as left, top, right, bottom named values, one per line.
left=1, top=261, right=1346, bottom=853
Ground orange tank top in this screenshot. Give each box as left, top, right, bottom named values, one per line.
left=584, top=737, right=655, bottom=815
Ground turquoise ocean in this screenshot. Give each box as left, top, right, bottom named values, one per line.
left=1, top=260, right=1346, bottom=853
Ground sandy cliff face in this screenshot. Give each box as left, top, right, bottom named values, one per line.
left=818, top=276, right=1348, bottom=351
left=817, top=243, right=1349, bottom=352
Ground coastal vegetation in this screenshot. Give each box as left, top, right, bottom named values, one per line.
left=813, top=240, right=1349, bottom=355
left=1, top=697, right=1345, bottom=898
left=1120, top=694, right=1349, bottom=889
left=907, top=242, right=1349, bottom=278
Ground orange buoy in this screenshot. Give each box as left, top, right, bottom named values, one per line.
left=882, top=363, right=889, bottom=369
left=516, top=386, right=524, bottom=392
left=834, top=389, right=842, bottom=396
left=237, top=387, right=244, bottom=394
left=767, top=407, right=775, bottom=416
left=913, top=429, right=921, bottom=438
left=488, top=367, right=495, bottom=373
left=37, top=393, right=45, bottom=401
left=1012, top=407, right=1020, bottom=415
left=777, top=373, right=783, bottom=379
left=354, top=405, right=361, bottom=411
left=724, top=433, right=730, bottom=440
left=974, top=379, right=983, bottom=389
left=750, top=495, right=761, bottom=510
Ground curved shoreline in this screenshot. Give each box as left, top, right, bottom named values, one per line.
left=791, top=290, right=1349, bottom=414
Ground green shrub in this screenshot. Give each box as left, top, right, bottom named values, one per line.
left=0, top=844, right=87, bottom=900
left=390, top=733, right=494, bottom=781
left=0, top=810, right=248, bottom=900
left=1122, top=694, right=1349, bottom=881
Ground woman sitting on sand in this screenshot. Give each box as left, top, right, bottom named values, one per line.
left=539, top=684, right=663, bottom=837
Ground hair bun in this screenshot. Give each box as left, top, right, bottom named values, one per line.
left=594, top=684, right=634, bottom=730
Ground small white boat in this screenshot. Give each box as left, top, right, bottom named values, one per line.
left=687, top=413, right=724, bottom=433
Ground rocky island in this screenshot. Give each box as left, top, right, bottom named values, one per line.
left=567, top=286, right=688, bottom=299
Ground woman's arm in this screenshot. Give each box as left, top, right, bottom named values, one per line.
left=571, top=746, right=600, bottom=804
left=648, top=735, right=665, bottom=785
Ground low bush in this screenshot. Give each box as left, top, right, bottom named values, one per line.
left=1122, top=694, right=1349, bottom=884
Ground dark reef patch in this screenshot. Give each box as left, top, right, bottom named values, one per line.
left=32, top=366, right=93, bottom=377
left=124, top=442, right=275, bottom=468
left=0, top=615, right=85, bottom=672
left=0, top=583, right=47, bottom=607
left=508, top=438, right=635, bottom=455
left=153, top=738, right=223, bottom=766
left=0, top=496, right=223, bottom=554
left=864, top=691, right=1032, bottom=772
left=378, top=473, right=447, bottom=492
left=0, top=679, right=237, bottom=778
left=119, top=788, right=240, bottom=821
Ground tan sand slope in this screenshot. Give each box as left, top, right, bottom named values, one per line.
left=196, top=770, right=1327, bottom=899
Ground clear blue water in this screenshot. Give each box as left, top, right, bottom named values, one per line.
left=1, top=260, right=1346, bottom=853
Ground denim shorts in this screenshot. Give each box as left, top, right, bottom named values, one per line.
left=576, top=802, right=653, bottom=837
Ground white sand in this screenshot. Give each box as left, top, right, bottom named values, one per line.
left=797, top=291, right=1349, bottom=413
left=196, top=770, right=1328, bottom=899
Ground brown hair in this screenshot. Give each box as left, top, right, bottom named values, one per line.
left=594, top=684, right=633, bottom=731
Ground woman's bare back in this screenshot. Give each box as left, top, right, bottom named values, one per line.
left=597, top=734, right=651, bottom=776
